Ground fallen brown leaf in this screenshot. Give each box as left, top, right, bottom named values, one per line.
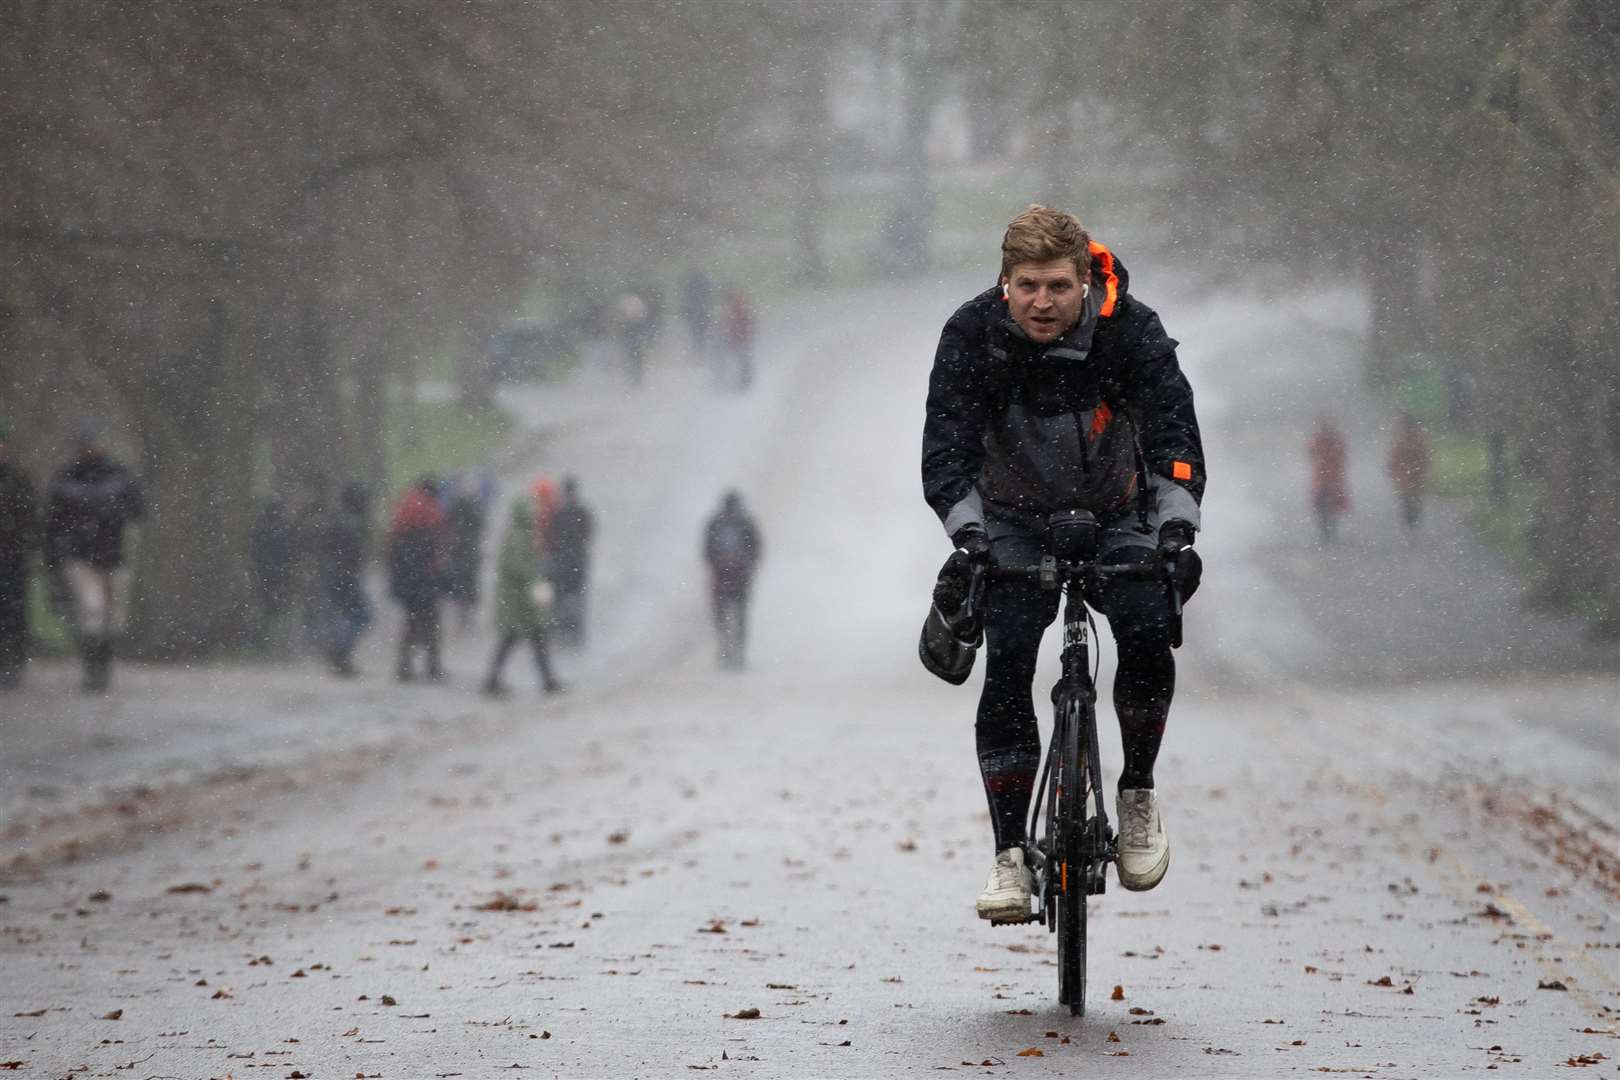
left=1538, top=979, right=1568, bottom=991
left=727, top=1007, right=761, bottom=1019
left=1110, top=984, right=1125, bottom=1001
left=100, top=1009, right=122, bottom=1020
left=12, top=1009, right=45, bottom=1018
left=1015, top=1048, right=1044, bottom=1057
left=1106, top=1031, right=1121, bottom=1043
left=478, top=892, right=537, bottom=913
left=166, top=883, right=212, bottom=894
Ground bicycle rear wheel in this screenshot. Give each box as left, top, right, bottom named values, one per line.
left=1054, top=697, right=1089, bottom=1016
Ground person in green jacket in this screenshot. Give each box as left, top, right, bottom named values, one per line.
left=481, top=500, right=564, bottom=697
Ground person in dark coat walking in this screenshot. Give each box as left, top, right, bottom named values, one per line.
left=444, top=475, right=487, bottom=630
left=249, top=497, right=296, bottom=654
left=703, top=489, right=762, bottom=670
left=320, top=481, right=372, bottom=677
left=546, top=476, right=595, bottom=649
left=44, top=424, right=145, bottom=693
left=681, top=269, right=714, bottom=355
left=387, top=475, right=449, bottom=681
left=0, top=419, right=40, bottom=688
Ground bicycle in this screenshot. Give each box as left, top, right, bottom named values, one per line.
left=963, top=509, right=1183, bottom=1016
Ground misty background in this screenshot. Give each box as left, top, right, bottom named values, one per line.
left=2, top=0, right=1617, bottom=656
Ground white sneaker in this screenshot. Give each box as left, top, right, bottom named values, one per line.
left=1115, top=789, right=1170, bottom=892
left=976, top=847, right=1034, bottom=923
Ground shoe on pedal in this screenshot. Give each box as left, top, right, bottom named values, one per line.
left=1116, top=788, right=1170, bottom=892
left=976, top=847, right=1034, bottom=923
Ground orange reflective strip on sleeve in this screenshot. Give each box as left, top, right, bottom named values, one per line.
left=1172, top=461, right=1193, bottom=482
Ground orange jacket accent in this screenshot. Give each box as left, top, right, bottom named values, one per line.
left=1089, top=400, right=1114, bottom=440
left=1088, top=240, right=1119, bottom=318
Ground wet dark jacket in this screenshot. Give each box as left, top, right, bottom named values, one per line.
left=44, top=453, right=145, bottom=570
left=922, top=244, right=1203, bottom=535
left=547, top=498, right=595, bottom=593
left=320, top=505, right=368, bottom=613
left=704, top=507, right=761, bottom=595
left=445, top=494, right=485, bottom=601
left=387, top=487, right=447, bottom=605
left=0, top=461, right=39, bottom=571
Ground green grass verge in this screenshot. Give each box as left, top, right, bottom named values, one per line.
left=385, top=398, right=515, bottom=497
left=1429, top=434, right=1487, bottom=499
left=26, top=566, right=73, bottom=656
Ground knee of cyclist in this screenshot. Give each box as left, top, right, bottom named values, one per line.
left=1116, top=630, right=1174, bottom=668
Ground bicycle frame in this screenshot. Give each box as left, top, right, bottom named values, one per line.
left=1026, top=567, right=1115, bottom=926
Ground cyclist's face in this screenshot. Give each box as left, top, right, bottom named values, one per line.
left=1004, top=259, right=1087, bottom=344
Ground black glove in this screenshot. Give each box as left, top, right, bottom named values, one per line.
left=951, top=523, right=991, bottom=563
left=1157, top=519, right=1195, bottom=555
left=932, top=550, right=976, bottom=613
left=1156, top=521, right=1201, bottom=601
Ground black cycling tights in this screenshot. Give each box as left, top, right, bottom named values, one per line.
left=976, top=624, right=1175, bottom=853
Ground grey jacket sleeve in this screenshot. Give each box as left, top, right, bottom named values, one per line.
left=1149, top=473, right=1201, bottom=532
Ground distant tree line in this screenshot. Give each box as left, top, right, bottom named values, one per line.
left=1116, top=0, right=1620, bottom=631
left=940, top=0, right=1618, bottom=631
left=0, top=1, right=779, bottom=653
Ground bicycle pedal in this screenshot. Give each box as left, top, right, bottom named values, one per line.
left=989, top=911, right=1038, bottom=926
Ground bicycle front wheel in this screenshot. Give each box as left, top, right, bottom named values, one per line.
left=1055, top=697, right=1088, bottom=1016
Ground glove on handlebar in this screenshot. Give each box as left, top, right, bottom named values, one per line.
left=951, top=523, right=991, bottom=562
left=932, top=549, right=978, bottom=614
left=1157, top=519, right=1196, bottom=555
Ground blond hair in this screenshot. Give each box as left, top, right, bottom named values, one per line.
left=1000, top=204, right=1090, bottom=281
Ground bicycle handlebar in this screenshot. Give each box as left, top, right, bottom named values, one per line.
left=969, top=552, right=1185, bottom=649
left=989, top=559, right=1167, bottom=582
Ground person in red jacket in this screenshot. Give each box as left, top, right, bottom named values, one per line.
left=1387, top=412, right=1431, bottom=532
left=1307, top=415, right=1350, bottom=544
left=722, top=288, right=755, bottom=391
left=388, top=476, right=450, bottom=681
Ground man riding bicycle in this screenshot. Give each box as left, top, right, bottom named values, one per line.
left=921, top=205, right=1205, bottom=923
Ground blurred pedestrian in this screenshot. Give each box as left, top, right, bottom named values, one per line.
left=44, top=423, right=144, bottom=693
left=530, top=474, right=562, bottom=550
left=481, top=499, right=564, bottom=697
left=320, top=481, right=372, bottom=678
left=681, top=269, right=714, bottom=356
left=444, top=474, right=487, bottom=630
left=1387, top=412, right=1431, bottom=532
left=722, top=286, right=756, bottom=391
left=249, top=496, right=295, bottom=654
left=547, top=475, right=595, bottom=649
left=388, top=475, right=449, bottom=682
left=614, top=288, right=653, bottom=386
left=1306, top=415, right=1350, bottom=544
left=0, top=418, right=40, bottom=689
left=703, top=489, right=762, bottom=670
